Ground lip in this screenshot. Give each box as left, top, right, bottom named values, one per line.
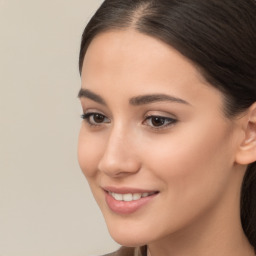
left=103, top=186, right=159, bottom=215
left=103, top=186, right=158, bottom=194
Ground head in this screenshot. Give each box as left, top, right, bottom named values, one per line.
left=78, top=0, right=256, bottom=249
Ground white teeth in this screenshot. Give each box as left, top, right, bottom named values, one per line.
left=132, top=193, right=142, bottom=200
left=113, top=193, right=123, bottom=201
left=123, top=194, right=133, bottom=202
left=142, top=192, right=149, bottom=198
left=109, top=192, right=154, bottom=201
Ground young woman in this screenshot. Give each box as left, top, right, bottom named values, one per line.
left=77, top=1, right=256, bottom=255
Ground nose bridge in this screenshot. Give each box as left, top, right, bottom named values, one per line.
left=106, top=124, right=127, bottom=156
left=98, top=122, right=140, bottom=177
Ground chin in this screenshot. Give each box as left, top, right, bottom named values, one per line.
left=107, top=221, right=163, bottom=248
left=105, top=223, right=148, bottom=247
left=110, top=233, right=147, bottom=247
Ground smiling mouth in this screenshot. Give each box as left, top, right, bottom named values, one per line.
left=104, top=188, right=159, bottom=214
left=108, top=191, right=158, bottom=202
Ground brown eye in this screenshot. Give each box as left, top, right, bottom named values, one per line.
left=151, top=117, right=166, bottom=127
left=81, top=112, right=110, bottom=126
left=92, top=114, right=105, bottom=123
left=144, top=115, right=177, bottom=129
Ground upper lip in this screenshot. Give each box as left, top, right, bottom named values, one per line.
left=102, top=186, right=159, bottom=194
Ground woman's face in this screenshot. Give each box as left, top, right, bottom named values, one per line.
left=78, top=30, right=243, bottom=246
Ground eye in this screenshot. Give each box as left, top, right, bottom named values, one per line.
left=144, top=115, right=177, bottom=129
left=81, top=112, right=110, bottom=126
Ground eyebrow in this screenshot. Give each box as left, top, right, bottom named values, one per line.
left=78, top=88, right=189, bottom=106
left=129, top=94, right=189, bottom=106
left=78, top=88, right=107, bottom=105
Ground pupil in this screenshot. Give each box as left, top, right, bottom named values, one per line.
left=152, top=117, right=165, bottom=126
left=94, top=114, right=104, bottom=123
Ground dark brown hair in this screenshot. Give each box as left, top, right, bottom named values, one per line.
left=79, top=0, right=256, bottom=249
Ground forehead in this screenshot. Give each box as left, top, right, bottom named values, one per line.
left=81, top=29, right=224, bottom=111
left=82, top=29, right=203, bottom=82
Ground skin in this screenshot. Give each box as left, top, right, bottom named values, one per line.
left=78, top=30, right=256, bottom=256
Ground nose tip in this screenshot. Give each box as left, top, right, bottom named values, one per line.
left=97, top=133, right=141, bottom=178
left=98, top=155, right=140, bottom=177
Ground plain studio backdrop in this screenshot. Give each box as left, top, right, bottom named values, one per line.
left=0, top=0, right=119, bottom=255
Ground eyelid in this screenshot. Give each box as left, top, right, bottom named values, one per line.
left=144, top=110, right=178, bottom=122
left=82, top=108, right=108, bottom=119
left=144, top=110, right=177, bottom=119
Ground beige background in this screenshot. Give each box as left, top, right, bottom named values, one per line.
left=0, top=0, right=119, bottom=255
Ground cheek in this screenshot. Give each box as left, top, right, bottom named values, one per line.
left=77, top=126, right=104, bottom=179
left=142, top=121, right=235, bottom=199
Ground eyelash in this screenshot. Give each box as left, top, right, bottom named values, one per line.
left=81, top=112, right=177, bottom=130
left=143, top=115, right=177, bottom=130
left=81, top=112, right=110, bottom=127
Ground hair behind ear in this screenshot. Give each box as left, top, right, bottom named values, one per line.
left=241, top=162, right=256, bottom=248
left=238, top=103, right=256, bottom=249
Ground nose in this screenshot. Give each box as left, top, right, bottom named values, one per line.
left=98, top=126, right=141, bottom=178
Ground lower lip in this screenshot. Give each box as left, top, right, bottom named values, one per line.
left=105, top=192, right=158, bottom=215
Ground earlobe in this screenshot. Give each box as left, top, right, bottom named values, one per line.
left=235, top=102, right=256, bottom=165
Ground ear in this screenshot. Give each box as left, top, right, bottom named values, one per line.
left=235, top=102, right=256, bottom=165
